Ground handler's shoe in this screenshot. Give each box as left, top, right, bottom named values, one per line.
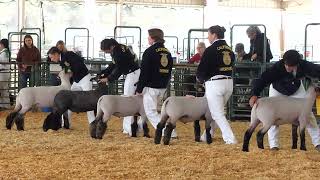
left=271, top=147, right=280, bottom=151
left=315, top=145, right=320, bottom=152
left=171, top=130, right=178, bottom=139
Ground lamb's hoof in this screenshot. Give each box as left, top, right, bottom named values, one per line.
left=300, top=146, right=307, bottom=151
left=291, top=145, right=297, bottom=149
left=154, top=131, right=161, bottom=144
left=195, top=136, right=201, bottom=142
left=207, top=136, right=212, bottom=144
left=270, top=147, right=279, bottom=151
left=15, top=119, right=24, bottom=131
left=5, top=113, right=17, bottom=130
left=131, top=123, right=138, bottom=138
left=315, top=145, right=320, bottom=152
left=163, top=138, right=170, bottom=145
left=6, top=119, right=13, bottom=130
left=89, top=120, right=98, bottom=139
left=144, top=133, right=151, bottom=138
left=242, top=148, right=249, bottom=152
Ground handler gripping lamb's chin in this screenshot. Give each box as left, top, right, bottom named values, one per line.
left=249, top=49, right=320, bottom=152
left=48, top=46, right=95, bottom=126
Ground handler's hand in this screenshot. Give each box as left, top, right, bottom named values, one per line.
left=249, top=96, right=258, bottom=107
left=98, top=77, right=108, bottom=83
left=135, top=92, right=143, bottom=96
left=251, top=53, right=257, bottom=61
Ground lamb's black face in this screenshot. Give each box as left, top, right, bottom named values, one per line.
left=43, top=113, right=62, bottom=132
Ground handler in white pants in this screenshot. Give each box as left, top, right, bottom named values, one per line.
left=67, top=74, right=95, bottom=125
left=122, top=69, right=141, bottom=135
left=204, top=76, right=237, bottom=144
left=268, top=83, right=320, bottom=149
left=196, top=25, right=237, bottom=144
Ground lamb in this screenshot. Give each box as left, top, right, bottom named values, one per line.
left=42, top=81, right=109, bottom=131
left=154, top=96, right=215, bottom=145
left=6, top=71, right=72, bottom=130
left=90, top=95, right=150, bottom=139
left=242, top=85, right=320, bottom=152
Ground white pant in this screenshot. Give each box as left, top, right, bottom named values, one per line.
left=143, top=87, right=177, bottom=137
left=205, top=75, right=237, bottom=144
left=0, top=72, right=10, bottom=108
left=268, top=83, right=320, bottom=148
left=67, top=74, right=95, bottom=124
left=122, top=69, right=141, bottom=135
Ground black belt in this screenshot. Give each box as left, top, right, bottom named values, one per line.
left=127, top=67, right=139, bottom=74
left=209, top=76, right=232, bottom=81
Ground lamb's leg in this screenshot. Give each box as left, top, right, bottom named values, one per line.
left=300, top=127, right=307, bottom=151
left=15, top=113, right=25, bottom=131
left=205, top=119, right=212, bottom=144
left=154, top=116, right=167, bottom=144
left=62, top=112, right=69, bottom=129
left=131, top=116, right=138, bottom=137
left=257, top=128, right=268, bottom=149
left=95, top=113, right=110, bottom=139
left=292, top=124, right=298, bottom=149
left=6, top=112, right=19, bottom=129
left=243, top=121, right=260, bottom=152
left=163, top=122, right=175, bottom=145
left=143, top=123, right=150, bottom=138
left=194, top=120, right=201, bottom=142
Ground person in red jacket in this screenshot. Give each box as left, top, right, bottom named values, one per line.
left=188, top=42, right=206, bottom=64
left=16, top=35, right=41, bottom=89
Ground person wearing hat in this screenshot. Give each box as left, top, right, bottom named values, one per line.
left=0, top=39, right=11, bottom=109
left=249, top=49, right=320, bottom=151
left=136, top=28, right=177, bottom=138
left=48, top=46, right=95, bottom=125
left=99, top=38, right=140, bottom=136
left=196, top=25, right=237, bottom=144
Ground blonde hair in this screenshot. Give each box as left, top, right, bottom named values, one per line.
left=56, top=40, right=67, bottom=52
left=197, top=42, right=206, bottom=49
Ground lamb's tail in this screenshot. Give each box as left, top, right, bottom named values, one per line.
left=95, top=96, right=104, bottom=120
left=13, top=94, right=22, bottom=112
left=250, top=102, right=259, bottom=126
left=159, top=98, right=170, bottom=124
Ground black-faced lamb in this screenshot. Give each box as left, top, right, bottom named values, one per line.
left=90, top=95, right=150, bottom=139
left=42, top=81, right=109, bottom=131
left=154, top=96, right=215, bottom=145
left=5, top=71, right=72, bottom=130
left=242, top=85, right=320, bottom=152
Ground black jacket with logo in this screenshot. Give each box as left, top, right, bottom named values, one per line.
left=100, top=44, right=139, bottom=82
left=196, top=40, right=235, bottom=83
left=252, top=59, right=320, bottom=96
left=60, top=51, right=88, bottom=83
left=136, top=42, right=173, bottom=93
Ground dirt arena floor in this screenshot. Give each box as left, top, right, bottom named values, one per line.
left=0, top=111, right=320, bottom=179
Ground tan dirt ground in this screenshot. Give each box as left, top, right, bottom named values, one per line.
left=0, top=111, right=320, bottom=179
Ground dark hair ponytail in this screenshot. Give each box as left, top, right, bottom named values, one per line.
left=208, top=25, right=226, bottom=39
